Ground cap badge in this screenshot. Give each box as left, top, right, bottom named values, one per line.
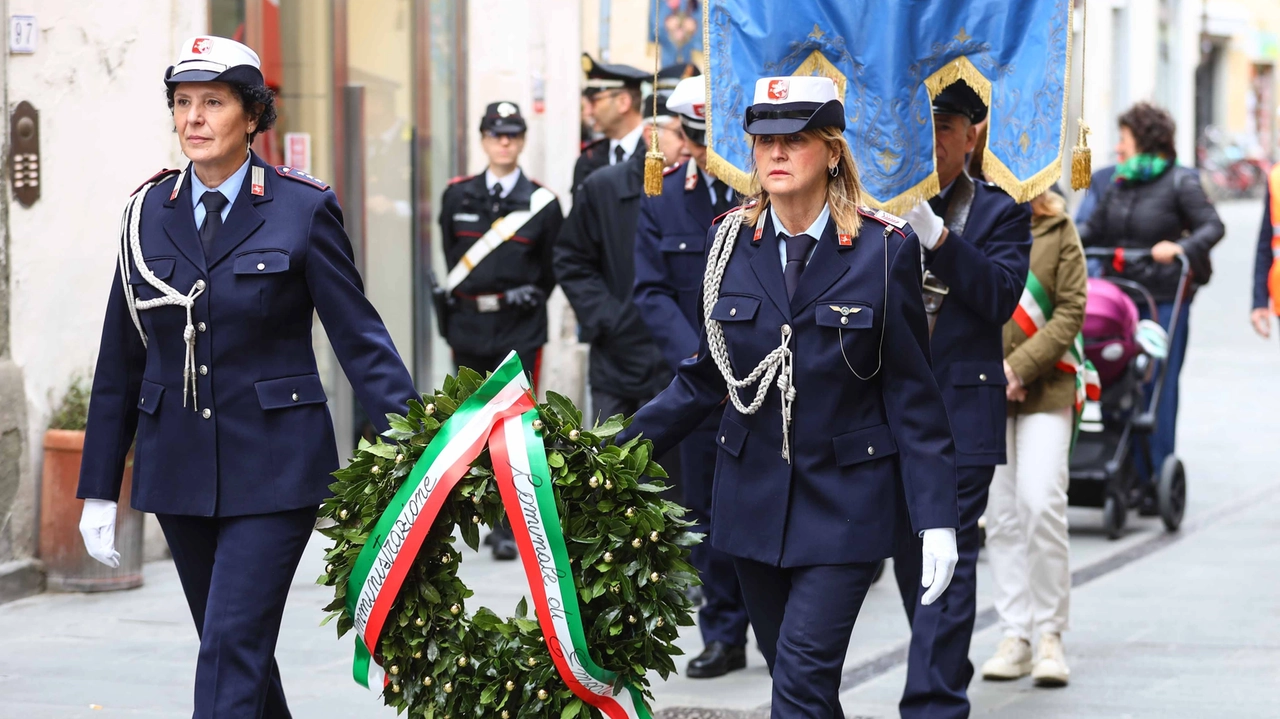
left=767, top=79, right=789, bottom=101
left=497, top=102, right=517, bottom=117
left=191, top=38, right=213, bottom=55
left=692, top=103, right=706, bottom=119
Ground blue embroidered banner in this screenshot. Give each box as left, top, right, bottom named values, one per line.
left=703, top=0, right=1072, bottom=212
left=651, top=0, right=704, bottom=67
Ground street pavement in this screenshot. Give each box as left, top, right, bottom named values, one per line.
left=0, top=199, right=1274, bottom=718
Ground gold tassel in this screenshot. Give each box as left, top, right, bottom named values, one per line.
left=1070, top=122, right=1091, bottom=190
left=644, top=128, right=665, bottom=196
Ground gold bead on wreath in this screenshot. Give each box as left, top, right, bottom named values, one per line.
left=505, top=680, right=516, bottom=692
left=371, top=465, right=382, bottom=475
left=632, top=538, right=643, bottom=548
left=528, top=656, right=538, bottom=666
left=391, top=683, right=400, bottom=693
left=450, top=604, right=461, bottom=615
left=457, top=656, right=468, bottom=667
left=502, top=712, right=510, bottom=719
left=396, top=454, right=404, bottom=463
left=443, top=681, right=453, bottom=694
left=413, top=650, right=422, bottom=659
left=532, top=419, right=544, bottom=431
left=628, top=615, right=637, bottom=624
left=649, top=531, right=660, bottom=542
left=589, top=476, right=600, bottom=488
left=650, top=572, right=661, bottom=582
left=425, top=403, right=436, bottom=415
left=611, top=584, right=620, bottom=594
left=326, top=563, right=334, bottom=573
left=441, top=553, right=452, bottom=564
left=625, top=507, right=635, bottom=518
left=389, top=665, right=399, bottom=675
left=656, top=617, right=665, bottom=627
left=471, top=515, right=481, bottom=524
left=604, top=480, right=613, bottom=490
left=472, top=495, right=482, bottom=504
left=338, top=509, right=348, bottom=520
left=537, top=689, right=549, bottom=701
left=423, top=676, right=432, bottom=687
left=569, top=429, right=581, bottom=441
left=415, top=617, right=425, bottom=627
left=603, top=552, right=613, bottom=563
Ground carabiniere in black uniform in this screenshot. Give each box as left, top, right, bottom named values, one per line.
left=438, top=104, right=563, bottom=378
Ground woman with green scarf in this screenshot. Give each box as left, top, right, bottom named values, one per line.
left=1079, top=101, right=1223, bottom=512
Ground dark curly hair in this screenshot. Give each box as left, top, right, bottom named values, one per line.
left=166, top=82, right=277, bottom=143
left=1118, top=101, right=1177, bottom=160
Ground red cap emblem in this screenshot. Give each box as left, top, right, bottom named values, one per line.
left=692, top=103, right=706, bottom=119
left=192, top=38, right=213, bottom=55
left=767, top=79, right=789, bottom=101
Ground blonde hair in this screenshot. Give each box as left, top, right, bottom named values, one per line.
left=1030, top=189, right=1066, bottom=218
left=743, top=126, right=864, bottom=236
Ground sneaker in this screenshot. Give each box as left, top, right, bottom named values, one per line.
left=981, top=636, right=1032, bottom=680
left=1031, top=633, right=1070, bottom=687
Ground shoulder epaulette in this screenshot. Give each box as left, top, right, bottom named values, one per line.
left=663, top=162, right=681, bottom=177
left=857, top=206, right=908, bottom=231
left=712, top=199, right=757, bottom=225
left=275, top=165, right=330, bottom=191
left=448, top=175, right=470, bottom=185
left=134, top=168, right=180, bottom=196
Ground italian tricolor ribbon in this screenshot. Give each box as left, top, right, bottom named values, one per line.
left=1012, top=271, right=1101, bottom=440
left=344, top=352, right=653, bottom=719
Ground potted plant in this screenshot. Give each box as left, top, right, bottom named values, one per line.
left=39, top=375, right=143, bottom=591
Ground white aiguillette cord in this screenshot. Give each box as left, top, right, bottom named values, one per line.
left=119, top=168, right=206, bottom=411
left=703, top=209, right=798, bottom=462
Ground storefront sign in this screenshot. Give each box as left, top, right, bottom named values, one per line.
left=285, top=132, right=312, bottom=174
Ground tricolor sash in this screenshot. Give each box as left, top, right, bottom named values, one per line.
left=345, top=352, right=653, bottom=719
left=1011, top=271, right=1100, bottom=441
left=444, top=187, right=557, bottom=292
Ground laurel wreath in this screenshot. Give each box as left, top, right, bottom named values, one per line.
left=317, top=368, right=699, bottom=718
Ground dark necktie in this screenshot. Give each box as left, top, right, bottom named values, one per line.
left=782, top=233, right=816, bottom=300
left=198, top=191, right=229, bottom=256
left=928, top=193, right=947, bottom=218
left=490, top=183, right=503, bottom=214
left=613, top=145, right=626, bottom=165
left=711, top=183, right=733, bottom=218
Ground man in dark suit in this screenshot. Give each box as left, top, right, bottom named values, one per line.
left=574, top=55, right=651, bottom=191
left=894, top=80, right=1032, bottom=719
left=632, top=75, right=750, bottom=678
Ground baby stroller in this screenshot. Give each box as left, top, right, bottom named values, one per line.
left=1067, top=248, right=1189, bottom=539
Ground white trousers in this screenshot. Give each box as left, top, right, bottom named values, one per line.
left=986, top=406, right=1073, bottom=640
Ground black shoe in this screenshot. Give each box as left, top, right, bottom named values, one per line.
left=483, top=531, right=498, bottom=547
left=685, top=641, right=747, bottom=679
left=492, top=538, right=518, bottom=561
left=685, top=585, right=704, bottom=608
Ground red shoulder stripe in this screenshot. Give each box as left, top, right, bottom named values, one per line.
left=275, top=165, right=330, bottom=191
left=712, top=199, right=758, bottom=225
left=856, top=207, right=907, bottom=238
left=448, top=175, right=470, bottom=185
left=134, top=168, right=179, bottom=196
left=662, top=162, right=681, bottom=177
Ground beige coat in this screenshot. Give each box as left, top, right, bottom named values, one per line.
left=1004, top=211, right=1088, bottom=415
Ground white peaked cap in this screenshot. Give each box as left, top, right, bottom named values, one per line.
left=166, top=36, right=263, bottom=87
left=752, top=75, right=839, bottom=106
left=666, top=76, right=707, bottom=124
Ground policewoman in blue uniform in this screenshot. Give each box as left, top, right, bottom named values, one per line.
left=633, top=75, right=751, bottom=679
left=894, top=80, right=1033, bottom=719
left=75, top=37, right=417, bottom=717
left=623, top=76, right=960, bottom=718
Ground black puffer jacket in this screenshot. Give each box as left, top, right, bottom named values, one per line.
left=1079, top=165, right=1224, bottom=302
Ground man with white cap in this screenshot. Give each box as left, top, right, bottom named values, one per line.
left=633, top=74, right=751, bottom=679
left=76, top=36, right=416, bottom=717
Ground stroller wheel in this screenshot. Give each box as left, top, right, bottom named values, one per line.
left=1158, top=456, right=1187, bottom=532
left=1102, top=492, right=1126, bottom=540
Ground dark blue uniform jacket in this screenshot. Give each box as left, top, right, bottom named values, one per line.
left=78, top=153, right=417, bottom=517
left=633, top=163, right=715, bottom=370
left=1255, top=183, right=1273, bottom=311
left=623, top=208, right=959, bottom=567
left=925, top=182, right=1032, bottom=467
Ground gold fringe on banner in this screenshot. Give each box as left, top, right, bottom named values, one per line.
left=1071, top=0, right=1092, bottom=190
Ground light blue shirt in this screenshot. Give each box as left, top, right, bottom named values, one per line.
left=191, top=155, right=251, bottom=229
left=771, top=203, right=830, bottom=269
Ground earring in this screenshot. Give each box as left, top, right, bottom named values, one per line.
left=829, top=164, right=840, bottom=178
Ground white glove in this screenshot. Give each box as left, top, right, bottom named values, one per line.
left=903, top=200, right=945, bottom=251
left=79, top=499, right=121, bottom=569
left=919, top=527, right=958, bottom=606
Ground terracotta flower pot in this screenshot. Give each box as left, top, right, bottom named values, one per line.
left=39, top=429, right=144, bottom=591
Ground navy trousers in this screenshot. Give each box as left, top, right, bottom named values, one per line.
left=1135, top=300, right=1191, bottom=483
left=735, top=557, right=879, bottom=719
left=682, top=409, right=750, bottom=647
left=893, top=465, right=995, bottom=719
left=157, top=507, right=318, bottom=719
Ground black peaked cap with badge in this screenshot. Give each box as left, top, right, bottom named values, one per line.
left=581, top=53, right=651, bottom=97
left=931, top=79, right=988, bottom=124
left=480, top=101, right=527, bottom=135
